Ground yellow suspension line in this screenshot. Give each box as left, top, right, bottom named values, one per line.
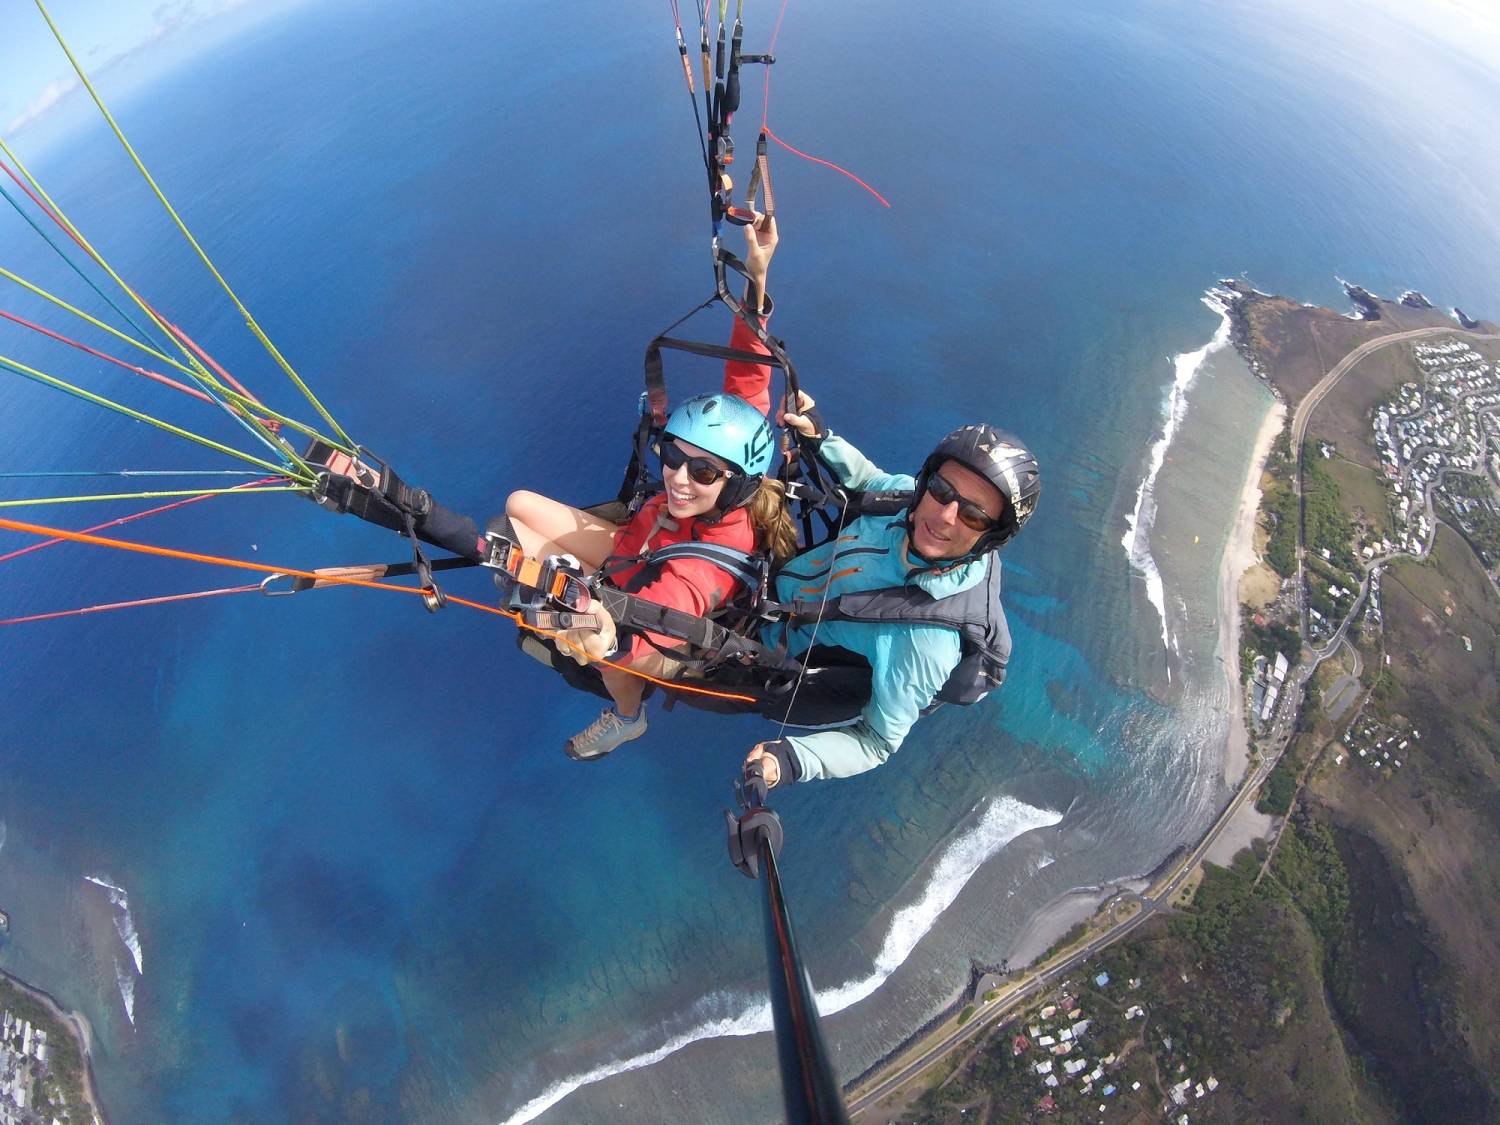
left=0, top=485, right=306, bottom=509
left=0, top=265, right=346, bottom=455
left=0, top=140, right=317, bottom=473
left=0, top=351, right=309, bottom=480
left=32, top=0, right=357, bottom=451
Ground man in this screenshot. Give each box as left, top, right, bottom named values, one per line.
left=745, top=404, right=1041, bottom=786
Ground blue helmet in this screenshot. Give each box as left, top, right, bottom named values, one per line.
left=663, top=393, right=775, bottom=476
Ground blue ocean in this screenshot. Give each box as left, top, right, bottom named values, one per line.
left=2, top=1, right=1498, bottom=1120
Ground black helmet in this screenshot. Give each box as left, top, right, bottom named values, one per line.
left=911, top=424, right=1040, bottom=556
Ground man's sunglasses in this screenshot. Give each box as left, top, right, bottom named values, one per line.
left=657, top=439, right=737, bottom=487
left=927, top=471, right=1000, bottom=532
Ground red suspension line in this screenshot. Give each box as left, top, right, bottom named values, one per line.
left=1, top=157, right=257, bottom=406
left=0, top=583, right=259, bottom=626
left=146, top=305, right=259, bottom=403
left=762, top=127, right=891, bottom=208
left=0, top=307, right=216, bottom=404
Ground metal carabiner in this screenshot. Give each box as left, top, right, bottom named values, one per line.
left=259, top=573, right=299, bottom=597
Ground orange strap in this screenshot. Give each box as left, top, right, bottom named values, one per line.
left=0, top=516, right=756, bottom=704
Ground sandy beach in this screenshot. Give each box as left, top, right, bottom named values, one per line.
left=1217, top=400, right=1287, bottom=784
left=1003, top=881, right=1148, bottom=969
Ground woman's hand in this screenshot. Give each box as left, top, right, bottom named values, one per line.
left=559, top=600, right=618, bottom=666
left=743, top=214, right=778, bottom=300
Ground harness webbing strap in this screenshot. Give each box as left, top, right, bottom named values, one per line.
left=638, top=541, right=764, bottom=591
left=595, top=586, right=789, bottom=669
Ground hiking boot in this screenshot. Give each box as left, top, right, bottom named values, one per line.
left=564, top=707, right=648, bottom=762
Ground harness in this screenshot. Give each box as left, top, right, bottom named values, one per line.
left=783, top=544, right=1011, bottom=710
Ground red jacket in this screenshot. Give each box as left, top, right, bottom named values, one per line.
left=607, top=312, right=772, bottom=661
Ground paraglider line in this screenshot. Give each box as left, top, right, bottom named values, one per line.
left=0, top=584, right=260, bottom=626
left=0, top=477, right=281, bottom=565
left=0, top=517, right=760, bottom=703
left=761, top=127, right=891, bottom=208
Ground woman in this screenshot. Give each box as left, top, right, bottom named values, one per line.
left=505, top=215, right=796, bottom=760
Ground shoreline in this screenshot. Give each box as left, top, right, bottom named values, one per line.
left=0, top=965, right=107, bottom=1124
left=1218, top=399, right=1287, bottom=785
left=849, top=315, right=1289, bottom=1120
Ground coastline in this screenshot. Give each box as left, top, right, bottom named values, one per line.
left=849, top=308, right=1289, bottom=1120
left=0, top=965, right=106, bottom=1124
left=1218, top=400, right=1287, bottom=784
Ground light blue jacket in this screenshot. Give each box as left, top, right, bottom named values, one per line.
left=770, top=432, right=992, bottom=780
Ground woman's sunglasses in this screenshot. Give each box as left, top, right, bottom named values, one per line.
left=927, top=471, right=1000, bottom=532
left=657, top=439, right=737, bottom=487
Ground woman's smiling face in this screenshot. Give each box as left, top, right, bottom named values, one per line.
left=661, top=438, right=733, bottom=519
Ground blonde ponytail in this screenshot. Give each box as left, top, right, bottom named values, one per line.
left=746, top=477, right=799, bottom=564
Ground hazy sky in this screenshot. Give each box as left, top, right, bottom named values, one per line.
left=3, top=0, right=1499, bottom=140
left=0, top=0, right=303, bottom=135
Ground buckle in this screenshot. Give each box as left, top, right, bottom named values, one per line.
left=481, top=533, right=592, bottom=612
left=537, top=554, right=592, bottom=611
left=481, top=530, right=525, bottom=574
left=521, top=608, right=601, bottom=632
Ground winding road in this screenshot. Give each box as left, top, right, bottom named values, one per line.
left=848, top=322, right=1500, bottom=1120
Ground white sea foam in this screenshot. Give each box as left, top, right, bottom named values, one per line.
left=113, top=956, right=136, bottom=1025
left=498, top=795, right=1062, bottom=1125
left=0, top=820, right=7, bottom=854
left=1121, top=291, right=1234, bottom=660
left=85, top=874, right=144, bottom=975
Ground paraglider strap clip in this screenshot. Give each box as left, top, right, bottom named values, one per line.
left=399, top=509, right=444, bottom=613
left=481, top=533, right=595, bottom=613
left=725, top=761, right=783, bottom=880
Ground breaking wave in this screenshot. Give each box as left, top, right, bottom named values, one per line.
left=499, top=795, right=1062, bottom=1124
left=86, top=873, right=143, bottom=1024
left=114, top=957, right=137, bottom=1025
left=1121, top=290, right=1234, bottom=661
left=85, top=874, right=144, bottom=975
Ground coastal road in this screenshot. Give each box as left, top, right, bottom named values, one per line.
left=846, top=899, right=1161, bottom=1119
left=848, top=729, right=1287, bottom=1119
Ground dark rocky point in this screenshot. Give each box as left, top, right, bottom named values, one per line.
left=1341, top=281, right=1382, bottom=319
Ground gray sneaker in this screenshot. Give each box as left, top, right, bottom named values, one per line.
left=564, top=707, right=648, bottom=761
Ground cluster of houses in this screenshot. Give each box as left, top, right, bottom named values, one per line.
left=1005, top=968, right=1235, bottom=1121
left=1305, top=546, right=1360, bottom=643
left=1336, top=720, right=1420, bottom=773
left=1146, top=1009, right=1221, bottom=1121
left=1016, top=972, right=1127, bottom=1114
left=1249, top=652, right=1290, bottom=728
left=1, top=1007, right=54, bottom=1121
left=1371, top=340, right=1500, bottom=557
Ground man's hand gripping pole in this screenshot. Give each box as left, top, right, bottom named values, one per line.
left=725, top=757, right=784, bottom=880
